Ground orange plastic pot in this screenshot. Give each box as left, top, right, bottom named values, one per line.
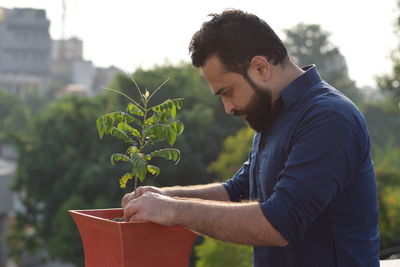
left=69, top=208, right=197, bottom=267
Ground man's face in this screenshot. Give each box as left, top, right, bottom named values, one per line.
left=202, top=55, right=273, bottom=132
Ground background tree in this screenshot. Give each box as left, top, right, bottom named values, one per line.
left=195, top=237, right=252, bottom=267
left=0, top=89, right=32, bottom=147
left=284, top=23, right=363, bottom=103
left=375, top=169, right=400, bottom=259
left=372, top=0, right=400, bottom=256
left=376, top=0, right=400, bottom=107
left=208, top=127, right=253, bottom=181
left=195, top=127, right=254, bottom=266
left=363, top=102, right=400, bottom=151
left=8, top=94, right=126, bottom=266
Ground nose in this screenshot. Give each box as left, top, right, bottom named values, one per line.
left=222, top=98, right=235, bottom=114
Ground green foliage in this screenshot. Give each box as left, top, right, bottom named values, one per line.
left=284, top=23, right=363, bottom=103
left=0, top=89, right=32, bottom=144
left=149, top=148, right=181, bottom=162
left=96, top=78, right=184, bottom=188
left=363, top=103, right=400, bottom=152
left=376, top=0, right=400, bottom=107
left=375, top=169, right=400, bottom=255
left=366, top=104, right=400, bottom=255
left=373, top=140, right=400, bottom=173
left=191, top=127, right=255, bottom=266
left=107, top=64, right=244, bottom=188
left=8, top=94, right=126, bottom=265
left=195, top=237, right=252, bottom=267
left=208, top=127, right=253, bottom=181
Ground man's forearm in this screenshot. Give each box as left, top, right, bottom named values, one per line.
left=172, top=198, right=288, bottom=247
left=163, top=183, right=230, bottom=201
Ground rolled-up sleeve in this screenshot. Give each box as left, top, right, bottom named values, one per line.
left=223, top=153, right=251, bottom=202
left=260, top=111, right=368, bottom=242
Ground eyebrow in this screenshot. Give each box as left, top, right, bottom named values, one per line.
left=213, top=87, right=227, bottom=96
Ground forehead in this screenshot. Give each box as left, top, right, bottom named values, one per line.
left=201, top=55, right=225, bottom=79
left=201, top=55, right=241, bottom=92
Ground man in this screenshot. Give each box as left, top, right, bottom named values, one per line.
left=122, top=9, right=380, bottom=266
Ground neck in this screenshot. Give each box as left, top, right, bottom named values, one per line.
left=270, top=59, right=305, bottom=103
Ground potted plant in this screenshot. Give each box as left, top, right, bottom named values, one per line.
left=69, top=78, right=196, bottom=267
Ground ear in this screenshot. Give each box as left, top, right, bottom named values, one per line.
left=248, top=56, right=271, bottom=81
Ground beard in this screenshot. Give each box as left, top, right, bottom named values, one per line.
left=232, top=75, right=273, bottom=133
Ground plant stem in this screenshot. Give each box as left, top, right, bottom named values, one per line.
left=129, top=75, right=145, bottom=105
left=138, top=97, right=148, bottom=151
left=148, top=77, right=170, bottom=102
left=103, top=87, right=144, bottom=109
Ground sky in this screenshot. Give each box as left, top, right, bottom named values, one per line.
left=0, top=0, right=398, bottom=88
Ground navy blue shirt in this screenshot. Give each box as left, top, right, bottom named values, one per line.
left=223, top=66, right=380, bottom=267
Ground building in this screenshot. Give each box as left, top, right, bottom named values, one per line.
left=0, top=7, right=120, bottom=98
left=52, top=38, right=120, bottom=96
left=52, top=37, right=83, bottom=61
left=92, top=66, right=121, bottom=94
left=51, top=37, right=95, bottom=94
left=0, top=7, right=51, bottom=96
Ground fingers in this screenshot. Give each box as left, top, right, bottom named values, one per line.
left=123, top=198, right=139, bottom=222
left=123, top=191, right=153, bottom=222
left=121, top=187, right=145, bottom=208
left=121, top=186, right=163, bottom=208
left=121, top=193, right=130, bottom=209
left=123, top=192, right=176, bottom=225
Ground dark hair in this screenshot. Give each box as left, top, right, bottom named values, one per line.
left=189, top=9, right=288, bottom=74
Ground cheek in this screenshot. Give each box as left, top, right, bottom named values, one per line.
left=238, top=91, right=255, bottom=108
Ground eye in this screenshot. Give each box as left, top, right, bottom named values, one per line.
left=221, top=89, right=232, bottom=97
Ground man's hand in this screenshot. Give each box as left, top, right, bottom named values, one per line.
left=121, top=186, right=167, bottom=209
left=123, top=191, right=178, bottom=225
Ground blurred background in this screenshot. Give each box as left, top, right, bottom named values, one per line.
left=0, top=0, right=399, bottom=266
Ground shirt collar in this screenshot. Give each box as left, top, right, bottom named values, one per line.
left=279, top=65, right=322, bottom=109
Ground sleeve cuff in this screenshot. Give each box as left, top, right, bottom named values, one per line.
left=223, top=181, right=239, bottom=202
left=260, top=194, right=297, bottom=243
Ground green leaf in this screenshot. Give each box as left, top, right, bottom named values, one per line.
left=128, top=103, right=144, bottom=117
left=115, top=112, right=141, bottom=126
left=150, top=98, right=184, bottom=113
left=96, top=117, right=104, bottom=138
left=119, top=172, right=134, bottom=188
left=167, top=126, right=177, bottom=146
left=144, top=124, right=168, bottom=142
left=110, top=153, right=130, bottom=166
left=117, top=122, right=141, bottom=138
left=160, top=112, right=168, bottom=123
left=174, top=98, right=183, bottom=109
left=148, top=148, right=180, bottom=164
left=171, top=121, right=184, bottom=135
left=126, top=146, right=139, bottom=157
left=145, top=112, right=161, bottom=125
left=96, top=112, right=142, bottom=140
left=170, top=104, right=176, bottom=119
left=147, top=165, right=160, bottom=177
left=109, top=127, right=135, bottom=144
left=130, top=152, right=148, bottom=182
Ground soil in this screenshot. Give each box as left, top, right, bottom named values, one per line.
left=109, top=216, right=125, bottom=222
